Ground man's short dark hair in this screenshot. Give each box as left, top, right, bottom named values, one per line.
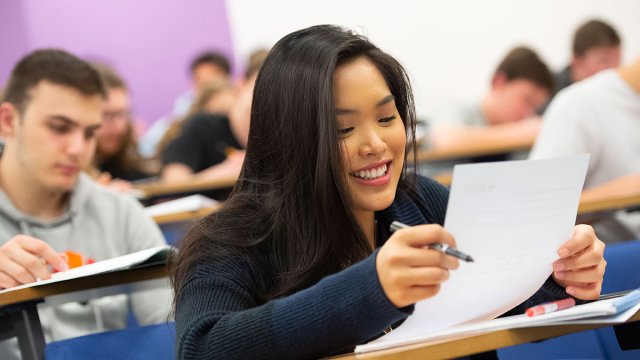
left=573, top=19, right=621, bottom=57
left=2, top=49, right=107, bottom=114
left=189, top=51, right=231, bottom=75
left=494, top=46, right=554, bottom=93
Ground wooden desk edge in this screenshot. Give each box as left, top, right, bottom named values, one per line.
left=415, top=143, right=533, bottom=162
left=430, top=173, right=640, bottom=215
left=136, top=176, right=237, bottom=198
left=432, top=173, right=452, bottom=187
left=0, top=265, right=168, bottom=307
left=152, top=205, right=220, bottom=225
left=578, top=194, right=640, bottom=214
left=332, top=310, right=640, bottom=359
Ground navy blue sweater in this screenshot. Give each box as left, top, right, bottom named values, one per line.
left=175, top=176, right=568, bottom=359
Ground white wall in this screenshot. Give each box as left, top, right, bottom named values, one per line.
left=226, top=0, right=640, bottom=118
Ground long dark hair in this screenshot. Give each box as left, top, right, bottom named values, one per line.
left=171, top=25, right=417, bottom=304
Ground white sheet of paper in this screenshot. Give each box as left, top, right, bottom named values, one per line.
left=143, top=194, right=219, bottom=218
left=358, top=155, right=589, bottom=352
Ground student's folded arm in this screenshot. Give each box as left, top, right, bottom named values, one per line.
left=429, top=119, right=540, bottom=152
left=188, top=152, right=244, bottom=182
left=162, top=162, right=237, bottom=184
left=176, top=251, right=411, bottom=359
left=161, top=163, right=195, bottom=182
left=580, top=173, right=640, bottom=203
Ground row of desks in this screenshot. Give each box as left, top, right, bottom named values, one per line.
left=3, top=134, right=638, bottom=359
left=1, top=262, right=638, bottom=360
left=150, top=192, right=640, bottom=226
left=3, top=188, right=638, bottom=358
left=147, top=176, right=640, bottom=225
left=414, top=137, right=534, bottom=162
left=140, top=137, right=638, bottom=225
left=136, top=139, right=531, bottom=200
left=135, top=174, right=237, bottom=200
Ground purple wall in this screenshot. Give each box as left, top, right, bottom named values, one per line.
left=0, top=0, right=234, bottom=128
left=0, top=2, right=30, bottom=88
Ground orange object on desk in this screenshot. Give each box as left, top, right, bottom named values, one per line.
left=64, top=250, right=84, bottom=269
left=63, top=250, right=95, bottom=269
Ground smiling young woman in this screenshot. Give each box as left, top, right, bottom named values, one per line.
left=334, top=57, right=407, bottom=246
left=169, top=25, right=606, bottom=360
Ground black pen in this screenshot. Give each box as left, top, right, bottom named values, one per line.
left=389, top=221, right=474, bottom=262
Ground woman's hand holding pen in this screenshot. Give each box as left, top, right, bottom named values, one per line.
left=552, top=224, right=606, bottom=300
left=376, top=225, right=459, bottom=308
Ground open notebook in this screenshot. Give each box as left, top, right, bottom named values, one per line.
left=0, top=245, right=171, bottom=295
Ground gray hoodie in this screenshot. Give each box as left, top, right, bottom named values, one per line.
left=0, top=173, right=171, bottom=359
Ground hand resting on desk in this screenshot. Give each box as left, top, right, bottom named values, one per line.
left=95, top=171, right=134, bottom=192
left=0, top=234, right=68, bottom=289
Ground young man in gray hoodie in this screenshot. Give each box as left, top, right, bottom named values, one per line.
left=0, top=49, right=170, bottom=358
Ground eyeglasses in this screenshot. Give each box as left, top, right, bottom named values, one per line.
left=102, top=110, right=131, bottom=122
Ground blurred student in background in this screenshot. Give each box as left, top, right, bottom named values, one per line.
left=172, top=51, right=233, bottom=116
left=156, top=79, right=236, bottom=157
left=159, top=50, right=267, bottom=186
left=539, top=19, right=622, bottom=113
left=554, top=20, right=621, bottom=97
left=159, top=76, right=254, bottom=187
left=0, top=49, right=170, bottom=359
left=91, top=63, right=151, bottom=187
left=426, top=47, right=553, bottom=154
left=139, top=50, right=232, bottom=157
left=531, top=57, right=640, bottom=242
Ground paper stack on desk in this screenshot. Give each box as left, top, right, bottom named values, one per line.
left=357, top=289, right=640, bottom=353
left=356, top=155, right=591, bottom=353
